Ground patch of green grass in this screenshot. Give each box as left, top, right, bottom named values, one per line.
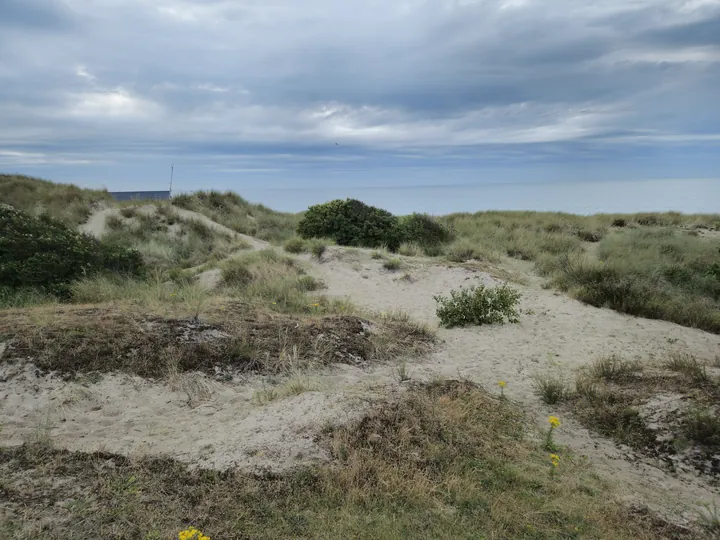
left=588, top=355, right=643, bottom=382
left=683, top=409, right=720, bottom=449
left=548, top=230, right=720, bottom=333
left=664, top=353, right=710, bottom=384
left=308, top=238, right=328, bottom=260
left=0, top=382, right=683, bottom=540
left=283, top=236, right=307, bottom=254
left=100, top=206, right=246, bottom=271
left=382, top=257, right=403, bottom=271
left=398, top=242, right=422, bottom=257
left=533, top=374, right=571, bottom=404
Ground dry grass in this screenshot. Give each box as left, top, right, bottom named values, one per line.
left=0, top=303, right=434, bottom=379
left=0, top=381, right=697, bottom=539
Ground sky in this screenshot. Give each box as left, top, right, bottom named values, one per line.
left=1, top=0, right=719, bottom=213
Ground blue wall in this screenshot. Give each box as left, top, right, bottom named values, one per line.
left=109, top=191, right=171, bottom=201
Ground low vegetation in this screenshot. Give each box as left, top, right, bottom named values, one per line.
left=172, top=190, right=299, bottom=243
left=434, top=284, right=521, bottom=328
left=0, top=173, right=111, bottom=225
left=0, top=303, right=431, bottom=379
left=440, top=210, right=720, bottom=333
left=101, top=204, right=248, bottom=271
left=0, top=381, right=690, bottom=539
left=544, top=354, right=720, bottom=479
left=547, top=229, right=720, bottom=333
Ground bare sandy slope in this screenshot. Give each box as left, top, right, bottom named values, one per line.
left=3, top=223, right=720, bottom=522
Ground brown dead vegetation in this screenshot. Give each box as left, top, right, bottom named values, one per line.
left=0, top=304, right=434, bottom=379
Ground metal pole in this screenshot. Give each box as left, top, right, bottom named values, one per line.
left=169, top=164, right=174, bottom=197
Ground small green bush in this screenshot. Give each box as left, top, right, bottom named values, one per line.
left=434, top=284, right=521, bottom=328
left=284, top=236, right=307, bottom=254
left=297, top=199, right=403, bottom=250
left=0, top=204, right=144, bottom=297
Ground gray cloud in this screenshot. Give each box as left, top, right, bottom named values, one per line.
left=0, top=0, right=75, bottom=30
left=0, top=0, right=719, bottom=172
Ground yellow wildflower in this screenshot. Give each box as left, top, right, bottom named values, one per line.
left=548, top=416, right=561, bottom=429
left=178, top=527, right=210, bottom=540
left=498, top=381, right=507, bottom=388
left=549, top=453, right=560, bottom=467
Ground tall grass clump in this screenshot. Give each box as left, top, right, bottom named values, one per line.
left=219, top=250, right=320, bottom=312
left=434, top=284, right=521, bottom=328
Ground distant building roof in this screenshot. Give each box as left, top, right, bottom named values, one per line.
left=109, top=191, right=171, bottom=201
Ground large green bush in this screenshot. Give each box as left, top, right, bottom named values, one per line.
left=434, top=284, right=521, bottom=328
left=0, top=204, right=143, bottom=297
left=297, top=199, right=403, bottom=250
left=400, top=213, right=453, bottom=247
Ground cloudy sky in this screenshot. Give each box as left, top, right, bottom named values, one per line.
left=1, top=0, right=719, bottom=212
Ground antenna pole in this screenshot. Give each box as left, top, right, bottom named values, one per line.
left=169, top=164, right=174, bottom=197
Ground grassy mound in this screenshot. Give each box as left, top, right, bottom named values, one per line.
left=0, top=304, right=434, bottom=378
left=171, top=190, right=299, bottom=243
left=0, top=174, right=111, bottom=225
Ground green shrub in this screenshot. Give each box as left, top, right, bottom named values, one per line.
left=400, top=213, right=453, bottom=247
left=434, top=284, right=521, bottom=328
left=284, top=236, right=307, bottom=254
left=0, top=204, right=144, bottom=297
left=297, top=199, right=403, bottom=250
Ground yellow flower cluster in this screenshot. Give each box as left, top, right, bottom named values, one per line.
left=498, top=381, right=507, bottom=388
left=548, top=416, right=561, bottom=429
left=549, top=453, right=560, bottom=467
left=178, top=527, right=210, bottom=540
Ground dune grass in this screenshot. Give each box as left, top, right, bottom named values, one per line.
left=0, top=174, right=112, bottom=225
left=0, top=381, right=692, bottom=540
left=546, top=229, right=720, bottom=333
left=442, top=211, right=720, bottom=333
left=171, top=190, right=300, bottom=243
left=98, top=203, right=249, bottom=271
